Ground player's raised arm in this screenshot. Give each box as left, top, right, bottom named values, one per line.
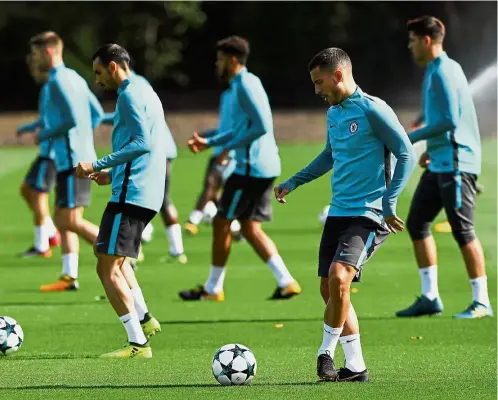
left=278, top=136, right=334, bottom=196
left=409, top=70, right=458, bottom=143
left=93, top=93, right=151, bottom=171
left=37, top=80, right=77, bottom=141
left=17, top=118, right=43, bottom=135
left=366, top=103, right=417, bottom=218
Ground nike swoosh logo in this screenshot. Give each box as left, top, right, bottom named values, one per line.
left=340, top=251, right=355, bottom=257
left=122, top=319, right=131, bottom=324
left=442, top=181, right=453, bottom=188
left=97, top=242, right=105, bottom=246
left=345, top=339, right=357, bottom=343
left=329, top=124, right=335, bottom=128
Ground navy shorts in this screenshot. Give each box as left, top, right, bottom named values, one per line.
left=24, top=156, right=57, bottom=193
left=55, top=168, right=91, bottom=208
left=96, top=202, right=156, bottom=258
left=318, top=216, right=390, bottom=282
left=217, top=174, right=274, bottom=222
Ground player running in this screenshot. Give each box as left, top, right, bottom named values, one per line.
left=29, top=32, right=104, bottom=292
left=100, top=72, right=187, bottom=264
left=396, top=16, right=492, bottom=319
left=183, top=85, right=241, bottom=240
left=275, top=48, right=416, bottom=382
left=76, top=44, right=165, bottom=358
left=18, top=54, right=61, bottom=258
left=179, top=36, right=301, bottom=301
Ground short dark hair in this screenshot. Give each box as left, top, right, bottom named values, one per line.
left=92, top=44, right=131, bottom=68
left=308, top=48, right=352, bottom=72
left=217, top=36, right=250, bottom=65
left=407, top=16, right=446, bottom=43
left=30, top=31, right=63, bottom=50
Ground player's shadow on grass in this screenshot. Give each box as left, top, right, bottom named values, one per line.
left=3, top=382, right=318, bottom=390
left=0, top=301, right=101, bottom=307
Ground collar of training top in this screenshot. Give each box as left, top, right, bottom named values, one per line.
left=330, top=85, right=363, bottom=109
left=427, top=51, right=448, bottom=70
left=49, top=62, right=65, bottom=76
left=229, top=67, right=248, bottom=85
left=117, top=78, right=131, bottom=95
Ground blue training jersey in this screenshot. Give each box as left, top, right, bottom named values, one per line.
left=92, top=77, right=167, bottom=213
left=100, top=72, right=178, bottom=160
left=18, top=83, right=55, bottom=160
left=281, top=87, right=416, bottom=225
left=205, top=68, right=281, bottom=178
left=410, top=52, right=481, bottom=175
left=37, top=64, right=103, bottom=172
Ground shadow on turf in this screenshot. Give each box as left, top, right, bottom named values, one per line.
left=1, top=382, right=318, bottom=390
left=158, top=315, right=453, bottom=325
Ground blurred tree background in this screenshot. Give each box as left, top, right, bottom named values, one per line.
left=0, top=1, right=496, bottom=111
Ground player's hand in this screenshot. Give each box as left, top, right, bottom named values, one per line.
left=188, top=132, right=208, bottom=153
left=384, top=215, right=405, bottom=234
left=75, top=162, right=94, bottom=178
left=274, top=185, right=290, bottom=204
left=89, top=171, right=111, bottom=185
left=215, top=149, right=230, bottom=166
left=418, top=151, right=430, bottom=168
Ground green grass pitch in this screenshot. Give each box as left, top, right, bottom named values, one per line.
left=0, top=142, right=495, bottom=399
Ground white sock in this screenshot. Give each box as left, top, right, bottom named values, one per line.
left=166, top=224, right=184, bottom=256
left=267, top=254, right=294, bottom=288
left=35, top=225, right=49, bottom=252
left=189, top=210, right=204, bottom=226
left=119, top=313, right=147, bottom=345
left=141, top=223, right=154, bottom=242
left=230, top=220, right=241, bottom=233
left=62, top=253, right=78, bottom=279
left=340, top=334, right=367, bottom=372
left=205, top=265, right=226, bottom=294
left=470, top=276, right=490, bottom=306
left=318, top=324, right=343, bottom=356
left=419, top=265, right=439, bottom=300
left=44, top=216, right=57, bottom=238
left=131, top=287, right=149, bottom=322
left=203, top=201, right=218, bottom=220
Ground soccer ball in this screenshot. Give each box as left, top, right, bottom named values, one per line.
left=212, top=343, right=257, bottom=386
left=319, top=205, right=330, bottom=225
left=0, top=316, right=24, bottom=356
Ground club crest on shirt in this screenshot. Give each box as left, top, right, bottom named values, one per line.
left=349, top=121, right=358, bottom=134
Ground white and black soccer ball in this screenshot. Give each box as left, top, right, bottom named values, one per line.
left=0, top=316, right=24, bottom=356
left=319, top=205, right=330, bottom=226
left=212, top=343, right=257, bottom=386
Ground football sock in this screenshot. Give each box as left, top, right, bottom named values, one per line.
left=188, top=210, right=204, bottom=226
left=470, top=276, right=490, bottom=306
left=230, top=219, right=241, bottom=233
left=45, top=216, right=57, bottom=238
left=267, top=254, right=294, bottom=288
left=62, top=253, right=78, bottom=279
left=166, top=224, right=184, bottom=256
left=419, top=265, right=439, bottom=300
left=340, top=334, right=366, bottom=372
left=130, top=286, right=149, bottom=322
left=205, top=265, right=226, bottom=294
left=35, top=225, right=49, bottom=252
left=119, top=313, right=147, bottom=345
left=318, top=324, right=342, bottom=357
left=141, top=223, right=154, bottom=242
left=202, top=201, right=218, bottom=221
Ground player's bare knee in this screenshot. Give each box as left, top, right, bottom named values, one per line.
left=20, top=183, right=30, bottom=201
left=213, top=216, right=231, bottom=232
left=240, top=221, right=257, bottom=239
